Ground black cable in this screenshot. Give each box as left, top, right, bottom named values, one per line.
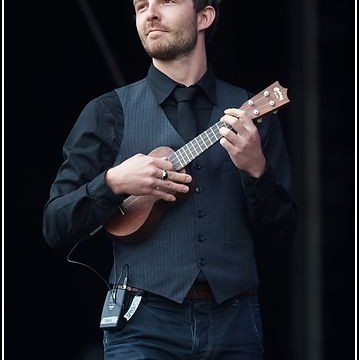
left=67, top=240, right=111, bottom=291
left=67, top=239, right=129, bottom=301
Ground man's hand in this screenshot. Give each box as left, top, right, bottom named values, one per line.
left=219, top=108, right=266, bottom=178
left=105, top=154, right=192, bottom=202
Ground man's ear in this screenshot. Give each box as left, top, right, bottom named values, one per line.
left=197, top=5, right=216, bottom=32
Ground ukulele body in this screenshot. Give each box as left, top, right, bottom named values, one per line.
left=105, top=146, right=194, bottom=243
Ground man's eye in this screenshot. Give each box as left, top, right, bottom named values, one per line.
left=136, top=3, right=148, bottom=12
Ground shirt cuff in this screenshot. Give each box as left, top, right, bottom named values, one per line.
left=241, top=165, right=276, bottom=202
left=87, top=171, right=127, bottom=213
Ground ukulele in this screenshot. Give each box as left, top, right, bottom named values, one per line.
left=104, top=81, right=290, bottom=243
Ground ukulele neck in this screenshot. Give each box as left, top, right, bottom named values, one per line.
left=168, top=121, right=231, bottom=171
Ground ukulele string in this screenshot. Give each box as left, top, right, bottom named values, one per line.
left=122, top=195, right=141, bottom=209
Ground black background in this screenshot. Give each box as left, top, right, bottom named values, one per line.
left=4, top=1, right=355, bottom=359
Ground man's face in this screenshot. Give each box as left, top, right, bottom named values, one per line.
left=134, top=0, right=198, bottom=60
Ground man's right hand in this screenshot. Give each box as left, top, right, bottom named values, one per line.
left=105, top=153, right=192, bottom=202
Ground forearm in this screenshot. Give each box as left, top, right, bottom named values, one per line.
left=42, top=171, right=122, bottom=248
left=242, top=166, right=297, bottom=243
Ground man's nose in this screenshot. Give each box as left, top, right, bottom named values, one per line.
left=146, top=2, right=161, bottom=21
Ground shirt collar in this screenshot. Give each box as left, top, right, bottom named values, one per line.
left=147, top=64, right=218, bottom=105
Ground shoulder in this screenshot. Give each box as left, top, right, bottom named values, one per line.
left=80, top=90, right=124, bottom=120
left=114, top=79, right=148, bottom=96
left=80, top=78, right=148, bottom=118
left=73, top=90, right=122, bottom=130
left=92, top=90, right=119, bottom=102
left=88, top=90, right=120, bottom=108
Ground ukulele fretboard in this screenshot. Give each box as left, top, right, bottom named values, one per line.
left=169, top=121, right=232, bottom=171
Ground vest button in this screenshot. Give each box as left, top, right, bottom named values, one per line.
left=196, top=210, right=205, bottom=218
left=195, top=186, right=203, bottom=193
left=197, top=235, right=205, bottom=243
left=192, top=163, right=202, bottom=171
left=198, top=258, right=205, bottom=266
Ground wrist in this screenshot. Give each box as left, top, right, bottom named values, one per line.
left=247, top=158, right=266, bottom=179
left=105, top=168, right=125, bottom=195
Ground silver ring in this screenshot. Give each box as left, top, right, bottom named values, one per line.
left=161, top=169, right=168, bottom=180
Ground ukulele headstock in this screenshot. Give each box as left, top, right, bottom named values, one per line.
left=240, top=81, right=290, bottom=122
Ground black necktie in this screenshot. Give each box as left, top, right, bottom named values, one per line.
left=172, top=86, right=199, bottom=143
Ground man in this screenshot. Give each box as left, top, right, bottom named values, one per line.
left=43, top=0, right=297, bottom=359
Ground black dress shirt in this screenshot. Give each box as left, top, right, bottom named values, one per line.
left=147, top=64, right=216, bottom=136
left=43, top=64, right=297, bottom=249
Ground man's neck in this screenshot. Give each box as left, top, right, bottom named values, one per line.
left=152, top=47, right=208, bottom=87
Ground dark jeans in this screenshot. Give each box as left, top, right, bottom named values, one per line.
left=103, top=292, right=264, bottom=360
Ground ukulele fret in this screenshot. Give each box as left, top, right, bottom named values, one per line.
left=194, top=137, right=201, bottom=151
left=186, top=142, right=198, bottom=160
left=176, top=151, right=186, bottom=169
left=209, top=126, right=218, bottom=140
left=197, top=133, right=209, bottom=151
left=180, top=145, right=191, bottom=163
left=186, top=142, right=197, bottom=160
left=169, top=122, right=225, bottom=170
left=202, top=131, right=212, bottom=148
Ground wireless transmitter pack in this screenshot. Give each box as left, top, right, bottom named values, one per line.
left=100, top=286, right=126, bottom=329
left=67, top=239, right=135, bottom=330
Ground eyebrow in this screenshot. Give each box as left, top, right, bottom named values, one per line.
left=133, top=0, right=145, bottom=6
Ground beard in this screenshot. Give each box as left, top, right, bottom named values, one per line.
left=139, top=17, right=198, bottom=60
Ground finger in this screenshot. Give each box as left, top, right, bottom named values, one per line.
left=224, top=109, right=256, bottom=130
left=153, top=187, right=177, bottom=202
left=224, top=108, right=249, bottom=120
left=163, top=180, right=191, bottom=194
left=166, top=170, right=192, bottom=184
left=221, top=113, right=245, bottom=132
left=154, top=180, right=190, bottom=199
left=153, top=157, right=174, bottom=171
left=220, top=136, right=241, bottom=154
left=219, top=115, right=247, bottom=143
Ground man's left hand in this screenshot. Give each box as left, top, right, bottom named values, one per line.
left=219, top=108, right=266, bottom=178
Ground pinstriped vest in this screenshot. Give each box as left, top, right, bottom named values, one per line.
left=108, top=77, right=261, bottom=304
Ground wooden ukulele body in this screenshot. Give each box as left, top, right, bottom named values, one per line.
left=105, top=146, right=194, bottom=243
